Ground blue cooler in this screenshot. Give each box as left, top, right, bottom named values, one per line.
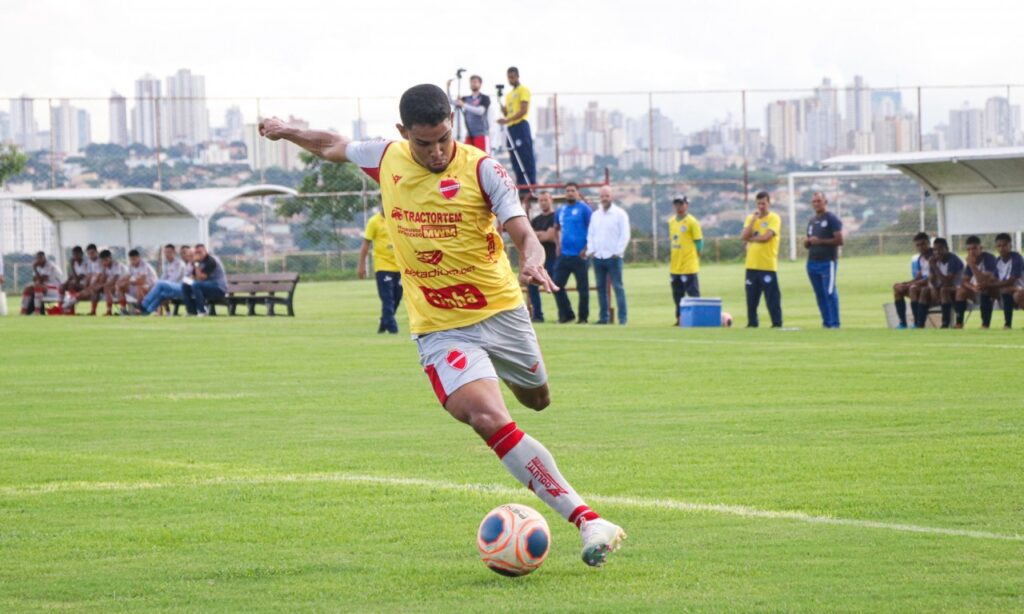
left=679, top=297, right=722, bottom=327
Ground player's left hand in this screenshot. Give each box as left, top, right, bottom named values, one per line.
left=520, top=263, right=558, bottom=293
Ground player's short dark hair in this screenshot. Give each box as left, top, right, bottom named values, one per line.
left=995, top=232, right=1012, bottom=243
left=913, top=232, right=930, bottom=242
left=932, top=237, right=948, bottom=248
left=129, top=249, right=140, bottom=257
left=164, top=243, right=175, bottom=250
left=86, top=243, right=97, bottom=251
left=99, top=249, right=112, bottom=259
left=565, top=182, right=580, bottom=190
left=470, top=75, right=482, bottom=82
left=35, top=251, right=44, bottom=257
left=507, top=66, right=519, bottom=75
left=71, top=245, right=83, bottom=254
left=180, top=244, right=191, bottom=249
left=965, top=235, right=981, bottom=246
left=755, top=190, right=770, bottom=200
left=399, top=84, right=451, bottom=128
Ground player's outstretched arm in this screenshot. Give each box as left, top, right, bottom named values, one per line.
left=259, top=116, right=350, bottom=164
left=506, top=217, right=558, bottom=292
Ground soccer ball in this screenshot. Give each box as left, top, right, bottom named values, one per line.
left=476, top=503, right=550, bottom=576
left=721, top=312, right=733, bottom=327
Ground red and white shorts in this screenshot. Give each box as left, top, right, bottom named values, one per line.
left=416, top=305, right=547, bottom=407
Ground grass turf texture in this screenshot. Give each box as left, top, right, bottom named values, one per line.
left=1, top=255, right=1022, bottom=613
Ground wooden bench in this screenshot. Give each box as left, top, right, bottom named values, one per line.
left=173, top=273, right=300, bottom=316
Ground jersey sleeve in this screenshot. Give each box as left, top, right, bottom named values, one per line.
left=1013, top=254, right=1024, bottom=277
left=691, top=216, right=704, bottom=241
left=362, top=216, right=377, bottom=241
left=345, top=140, right=392, bottom=183
left=949, top=256, right=965, bottom=274
left=769, top=214, right=782, bottom=236
left=476, top=157, right=525, bottom=224
left=831, top=213, right=844, bottom=231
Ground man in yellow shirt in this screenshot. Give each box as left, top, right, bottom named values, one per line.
left=668, top=195, right=703, bottom=324
left=740, top=190, right=783, bottom=327
left=497, top=66, right=536, bottom=191
left=359, top=209, right=403, bottom=334
left=258, top=84, right=625, bottom=567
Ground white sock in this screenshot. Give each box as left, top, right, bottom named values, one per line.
left=487, top=422, right=600, bottom=528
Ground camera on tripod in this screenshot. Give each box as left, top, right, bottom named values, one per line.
left=495, top=84, right=505, bottom=96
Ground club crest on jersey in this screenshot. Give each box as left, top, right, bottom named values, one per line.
left=446, top=349, right=468, bottom=370
left=439, top=177, right=461, bottom=200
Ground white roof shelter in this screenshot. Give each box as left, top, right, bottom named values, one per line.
left=823, top=147, right=1024, bottom=244
left=9, top=185, right=296, bottom=267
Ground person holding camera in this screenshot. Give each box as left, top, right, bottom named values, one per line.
left=447, top=73, right=490, bottom=153
left=497, top=66, right=536, bottom=192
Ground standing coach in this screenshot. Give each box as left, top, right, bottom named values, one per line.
left=741, top=191, right=783, bottom=328
left=804, top=192, right=843, bottom=328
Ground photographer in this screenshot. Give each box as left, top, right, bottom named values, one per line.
left=497, top=67, right=537, bottom=192
left=447, top=72, right=490, bottom=153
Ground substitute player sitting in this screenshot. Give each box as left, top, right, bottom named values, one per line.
left=993, top=233, right=1024, bottom=329
left=892, top=232, right=932, bottom=329
left=259, top=84, right=625, bottom=567
left=955, top=235, right=1000, bottom=329
left=922, top=238, right=963, bottom=329
left=60, top=245, right=89, bottom=310
left=117, top=249, right=157, bottom=315
left=20, top=251, right=64, bottom=315
left=97, top=250, right=129, bottom=316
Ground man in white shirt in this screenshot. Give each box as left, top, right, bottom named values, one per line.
left=584, top=185, right=631, bottom=325
left=20, top=251, right=64, bottom=315
left=140, top=244, right=191, bottom=316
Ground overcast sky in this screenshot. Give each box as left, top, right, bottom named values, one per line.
left=4, top=0, right=1024, bottom=139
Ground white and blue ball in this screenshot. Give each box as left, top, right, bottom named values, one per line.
left=476, top=503, right=550, bottom=576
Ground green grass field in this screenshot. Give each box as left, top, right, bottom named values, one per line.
left=2, top=255, right=1022, bottom=613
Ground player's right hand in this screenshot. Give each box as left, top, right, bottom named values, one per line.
left=519, top=263, right=558, bottom=293
left=259, top=117, right=287, bottom=141
left=357, top=266, right=367, bottom=280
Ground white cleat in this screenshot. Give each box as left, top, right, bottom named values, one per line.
left=579, top=518, right=626, bottom=567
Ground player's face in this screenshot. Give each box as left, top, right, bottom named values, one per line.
left=87, top=249, right=98, bottom=260
left=194, top=246, right=208, bottom=260
left=181, top=247, right=192, bottom=262
left=34, top=253, right=45, bottom=266
left=564, top=185, right=579, bottom=203
left=72, top=251, right=83, bottom=262
left=398, top=120, right=454, bottom=173
left=966, top=243, right=981, bottom=259
left=811, top=194, right=827, bottom=214
left=470, top=77, right=482, bottom=92
left=996, top=239, right=1010, bottom=256
left=101, top=257, right=111, bottom=268
left=507, top=71, right=519, bottom=86
left=130, top=255, right=140, bottom=267
left=756, top=197, right=770, bottom=214
left=935, top=243, right=948, bottom=258
left=164, top=247, right=176, bottom=260
left=915, top=238, right=930, bottom=254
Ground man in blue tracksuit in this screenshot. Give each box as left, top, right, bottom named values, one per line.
left=553, top=182, right=592, bottom=323
left=804, top=192, right=844, bottom=328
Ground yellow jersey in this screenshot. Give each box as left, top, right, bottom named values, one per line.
left=668, top=214, right=703, bottom=274
left=744, top=211, right=781, bottom=271
left=377, top=140, right=523, bottom=334
left=363, top=211, right=399, bottom=272
left=504, top=85, right=531, bottom=126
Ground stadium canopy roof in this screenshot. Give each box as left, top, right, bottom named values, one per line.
left=9, top=185, right=296, bottom=267
left=823, top=147, right=1024, bottom=241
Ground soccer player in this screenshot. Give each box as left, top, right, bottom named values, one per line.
left=803, top=192, right=844, bottom=328
left=117, top=249, right=157, bottom=315
left=892, top=232, right=932, bottom=329
left=59, top=246, right=89, bottom=310
left=992, top=232, right=1023, bottom=329
left=446, top=74, right=490, bottom=153
left=553, top=182, right=592, bottom=324
left=74, top=243, right=106, bottom=315
left=497, top=67, right=536, bottom=190
left=20, top=251, right=64, bottom=315
left=258, top=84, right=625, bottom=567
left=668, top=195, right=703, bottom=324
left=922, top=238, right=964, bottom=329
left=955, top=235, right=999, bottom=329
left=96, top=250, right=129, bottom=316
left=358, top=209, right=403, bottom=334
left=740, top=191, right=782, bottom=327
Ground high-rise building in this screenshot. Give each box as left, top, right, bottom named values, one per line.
left=0, top=111, right=9, bottom=143
left=165, top=68, right=210, bottom=146
left=765, top=99, right=804, bottom=161
left=845, top=75, right=872, bottom=134
left=51, top=100, right=86, bottom=155
left=131, top=74, right=163, bottom=148
left=804, top=78, right=842, bottom=161
left=983, top=96, right=1019, bottom=147
left=224, top=106, right=245, bottom=143
left=9, top=96, right=38, bottom=151
left=871, top=90, right=902, bottom=119
left=77, top=109, right=92, bottom=151
left=352, top=117, right=368, bottom=140
left=109, top=92, right=129, bottom=147
left=244, top=115, right=309, bottom=171
left=948, top=103, right=984, bottom=149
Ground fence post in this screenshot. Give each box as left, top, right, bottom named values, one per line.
left=282, top=254, right=287, bottom=272
left=715, top=238, right=720, bottom=263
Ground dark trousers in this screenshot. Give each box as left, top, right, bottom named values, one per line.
left=527, top=258, right=555, bottom=321
left=375, top=271, right=403, bottom=332
left=553, top=255, right=589, bottom=322
left=806, top=259, right=840, bottom=328
left=181, top=280, right=225, bottom=315
left=593, top=257, right=627, bottom=324
left=505, top=121, right=537, bottom=188
left=745, top=269, right=782, bottom=327
left=670, top=273, right=701, bottom=320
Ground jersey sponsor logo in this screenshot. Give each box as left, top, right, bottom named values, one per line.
left=392, top=174, right=402, bottom=184
left=415, top=250, right=444, bottom=265
left=440, top=177, right=461, bottom=200
left=419, top=283, right=488, bottom=310
left=529, top=361, right=540, bottom=374
left=391, top=207, right=404, bottom=221
left=390, top=207, right=464, bottom=224
left=485, top=232, right=498, bottom=262
left=445, top=349, right=468, bottom=370
left=525, top=457, right=568, bottom=497
left=397, top=224, right=459, bottom=239
left=403, top=265, right=477, bottom=279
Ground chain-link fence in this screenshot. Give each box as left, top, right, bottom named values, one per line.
left=4, top=82, right=1023, bottom=290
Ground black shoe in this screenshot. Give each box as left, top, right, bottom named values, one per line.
left=595, top=320, right=610, bottom=325
left=387, top=328, right=399, bottom=334
left=745, top=324, right=758, bottom=328
left=531, top=317, right=545, bottom=323
left=558, top=316, right=575, bottom=324
left=377, top=324, right=386, bottom=334
left=577, top=319, right=588, bottom=324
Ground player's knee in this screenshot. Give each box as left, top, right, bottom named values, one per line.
left=526, top=391, right=550, bottom=411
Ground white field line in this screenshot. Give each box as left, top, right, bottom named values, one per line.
left=2, top=472, right=1022, bottom=543
left=579, top=336, right=1024, bottom=352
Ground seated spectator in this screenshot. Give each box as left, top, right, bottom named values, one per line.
left=181, top=244, right=227, bottom=316
left=72, top=244, right=105, bottom=315
left=20, top=251, right=64, bottom=315
left=117, top=249, right=157, bottom=315
left=141, top=244, right=191, bottom=316
left=60, top=246, right=88, bottom=309
left=97, top=250, right=129, bottom=316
